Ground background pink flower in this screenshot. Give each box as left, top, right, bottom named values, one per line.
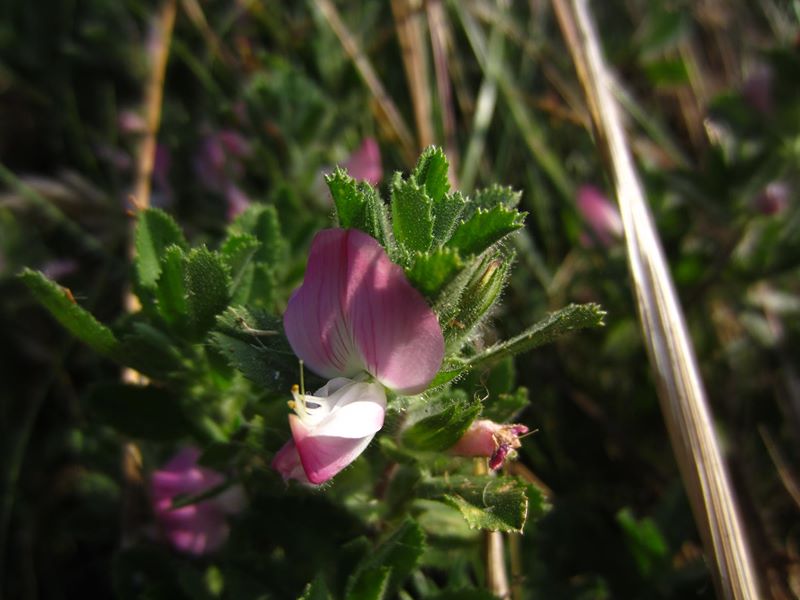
left=150, top=447, right=245, bottom=555
left=577, top=184, right=624, bottom=247
left=342, top=138, right=382, bottom=186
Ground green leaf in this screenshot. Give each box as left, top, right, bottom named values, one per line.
left=299, top=575, right=332, bottom=600
left=347, top=520, right=426, bottom=599
left=419, top=476, right=529, bottom=532
left=219, top=233, right=260, bottom=298
left=184, top=247, right=231, bottom=338
left=617, top=508, right=669, bottom=576
left=405, top=248, right=463, bottom=298
left=154, top=245, right=188, bottom=327
left=446, top=205, right=526, bottom=257
left=228, top=205, right=287, bottom=266
left=432, top=191, right=467, bottom=245
left=402, top=390, right=481, bottom=452
left=466, top=303, right=606, bottom=369
left=347, top=567, right=391, bottom=600
left=20, top=269, right=120, bottom=357
left=413, top=146, right=450, bottom=203
left=327, top=168, right=391, bottom=248
left=118, top=321, right=186, bottom=380
left=134, top=208, right=187, bottom=289
left=482, top=387, right=529, bottom=424
left=86, top=382, right=190, bottom=441
left=210, top=306, right=297, bottom=391
left=468, top=185, right=522, bottom=217
left=391, top=174, right=434, bottom=255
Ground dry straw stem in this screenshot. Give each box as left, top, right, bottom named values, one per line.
left=314, top=0, right=416, bottom=165
left=551, top=0, right=760, bottom=598
left=391, top=0, right=435, bottom=150
left=121, top=0, right=177, bottom=548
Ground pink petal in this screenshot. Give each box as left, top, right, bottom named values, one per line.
left=284, top=229, right=444, bottom=394
left=271, top=440, right=311, bottom=484
left=577, top=185, right=623, bottom=247
left=343, top=138, right=382, bottom=186
left=290, top=415, right=375, bottom=485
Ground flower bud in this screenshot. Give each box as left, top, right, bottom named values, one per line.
left=577, top=185, right=623, bottom=247
left=754, top=181, right=790, bottom=215
left=450, top=419, right=529, bottom=470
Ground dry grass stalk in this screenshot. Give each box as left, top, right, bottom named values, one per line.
left=121, top=0, right=177, bottom=548
left=426, top=0, right=460, bottom=184
left=314, top=0, right=416, bottom=165
left=551, top=0, right=760, bottom=597
left=391, top=0, right=434, bottom=150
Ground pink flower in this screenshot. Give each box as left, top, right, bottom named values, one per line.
left=342, top=138, right=382, bottom=186
left=450, top=420, right=529, bottom=470
left=576, top=185, right=623, bottom=247
left=742, top=64, right=774, bottom=116
left=754, top=181, right=790, bottom=215
left=194, top=129, right=250, bottom=193
left=274, top=228, right=445, bottom=484
left=273, top=378, right=386, bottom=485
left=151, top=447, right=245, bottom=555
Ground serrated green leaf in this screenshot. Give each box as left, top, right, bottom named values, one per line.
left=467, top=185, right=522, bottom=218
left=245, top=263, right=277, bottom=309
left=210, top=306, right=297, bottom=391
left=482, top=387, right=529, bottom=423
left=402, top=390, right=481, bottom=452
left=299, top=575, right=332, bottom=600
left=465, top=303, right=606, bottom=369
left=413, top=146, right=450, bottom=203
left=391, top=174, right=434, bottom=255
left=419, top=476, right=529, bottom=532
left=405, top=248, right=463, bottom=298
left=228, top=204, right=287, bottom=266
left=347, top=567, right=391, bottom=600
left=20, top=269, right=120, bottom=357
left=446, top=205, right=526, bottom=257
left=347, top=520, right=426, bottom=599
left=432, top=191, right=467, bottom=245
left=134, top=208, right=187, bottom=289
left=86, top=382, right=190, bottom=441
left=154, top=245, right=187, bottom=326
left=327, top=168, right=391, bottom=248
left=219, top=233, right=260, bottom=298
left=118, top=321, right=186, bottom=380
left=184, top=247, right=231, bottom=338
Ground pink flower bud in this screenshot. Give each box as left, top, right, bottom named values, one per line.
left=450, top=419, right=529, bottom=470
left=342, top=138, right=382, bottom=186
left=576, top=185, right=623, bottom=247
left=754, top=181, right=791, bottom=215
left=150, top=447, right=245, bottom=556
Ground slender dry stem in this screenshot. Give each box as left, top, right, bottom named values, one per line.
left=426, top=0, right=459, bottom=184
left=121, top=0, right=177, bottom=548
left=391, top=0, right=434, bottom=150
left=551, top=1, right=760, bottom=598
left=314, top=0, right=416, bottom=165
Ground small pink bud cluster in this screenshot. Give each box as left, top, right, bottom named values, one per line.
left=450, top=419, right=529, bottom=470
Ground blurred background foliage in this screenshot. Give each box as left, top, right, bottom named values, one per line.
left=1, top=0, right=799, bottom=598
